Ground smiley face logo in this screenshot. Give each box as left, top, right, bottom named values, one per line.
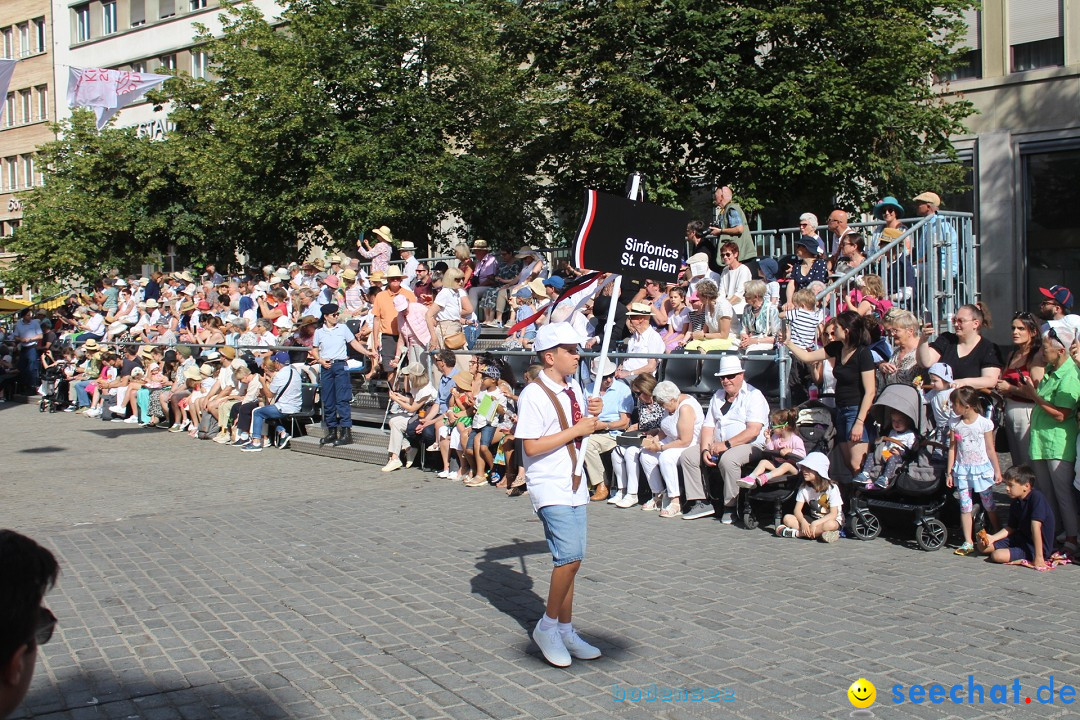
left=848, top=678, right=876, bottom=708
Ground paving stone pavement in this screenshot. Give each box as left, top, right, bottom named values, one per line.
left=3, top=402, right=1079, bottom=719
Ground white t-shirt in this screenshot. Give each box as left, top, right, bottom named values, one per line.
left=719, top=264, right=752, bottom=305
left=796, top=482, right=843, bottom=522
left=84, top=314, right=106, bottom=336
left=435, top=287, right=462, bottom=323
left=704, top=384, right=769, bottom=447
left=268, top=365, right=302, bottom=414
left=950, top=414, right=993, bottom=467
left=516, top=372, right=591, bottom=512
left=623, top=326, right=665, bottom=374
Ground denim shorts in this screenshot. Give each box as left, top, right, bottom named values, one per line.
left=835, top=405, right=869, bottom=443
left=468, top=424, right=497, bottom=448
left=536, top=504, right=587, bottom=567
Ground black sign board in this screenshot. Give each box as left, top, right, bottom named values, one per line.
left=572, top=190, right=690, bottom=283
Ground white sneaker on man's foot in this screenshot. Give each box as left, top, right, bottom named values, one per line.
left=560, top=630, right=601, bottom=660
left=532, top=622, right=571, bottom=667
left=381, top=457, right=403, bottom=473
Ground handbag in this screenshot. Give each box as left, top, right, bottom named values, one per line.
left=444, top=331, right=467, bottom=350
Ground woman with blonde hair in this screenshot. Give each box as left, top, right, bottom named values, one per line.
left=426, top=268, right=473, bottom=350
left=454, top=243, right=475, bottom=289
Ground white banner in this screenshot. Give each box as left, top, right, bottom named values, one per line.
left=67, top=67, right=170, bottom=130
left=0, top=60, right=15, bottom=125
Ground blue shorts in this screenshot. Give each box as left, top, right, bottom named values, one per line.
left=835, top=405, right=869, bottom=443
left=993, top=536, right=1033, bottom=563
left=536, top=504, right=587, bottom=567
left=468, top=424, right=498, bottom=448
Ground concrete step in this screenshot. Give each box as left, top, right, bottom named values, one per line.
left=289, top=434, right=390, bottom=465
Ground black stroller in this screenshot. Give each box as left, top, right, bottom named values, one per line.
left=737, top=400, right=837, bottom=530
left=38, top=363, right=70, bottom=413
left=847, top=383, right=949, bottom=551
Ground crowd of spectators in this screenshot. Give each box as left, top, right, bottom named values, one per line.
left=3, top=187, right=1075, bottom=563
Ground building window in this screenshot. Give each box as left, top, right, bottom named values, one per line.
left=34, top=18, right=45, bottom=53
left=190, top=0, right=208, bottom=9
left=75, top=5, right=91, bottom=43
left=22, top=156, right=34, bottom=189
left=1, top=28, right=11, bottom=60
left=131, top=61, right=147, bottom=74
left=160, top=0, right=176, bottom=19
left=19, top=90, right=31, bottom=125
left=4, top=94, right=13, bottom=128
left=7, top=157, right=18, bottom=190
left=159, top=54, right=176, bottom=72
left=940, top=8, right=981, bottom=82
left=192, top=51, right=207, bottom=79
left=1009, top=0, right=1063, bottom=73
left=1024, top=145, right=1080, bottom=306
left=16, top=24, right=28, bottom=57
left=131, top=0, right=146, bottom=27
left=103, top=2, right=118, bottom=36
left=35, top=86, right=48, bottom=121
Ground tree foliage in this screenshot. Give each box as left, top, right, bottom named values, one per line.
left=4, top=0, right=977, bottom=283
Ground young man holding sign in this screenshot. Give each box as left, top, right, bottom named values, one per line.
left=516, top=322, right=605, bottom=667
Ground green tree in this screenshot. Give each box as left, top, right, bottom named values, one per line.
left=1, top=110, right=211, bottom=287
left=503, top=0, right=977, bottom=221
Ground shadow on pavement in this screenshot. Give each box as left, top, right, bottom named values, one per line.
left=471, top=538, right=548, bottom=633
left=81, top=427, right=147, bottom=439
left=13, top=665, right=290, bottom=720
left=18, top=446, right=66, bottom=454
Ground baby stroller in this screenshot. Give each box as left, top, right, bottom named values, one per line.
left=737, top=400, right=837, bottom=529
left=847, top=383, right=948, bottom=551
left=38, top=363, right=70, bottom=413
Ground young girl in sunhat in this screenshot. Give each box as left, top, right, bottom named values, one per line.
left=775, top=452, right=842, bottom=542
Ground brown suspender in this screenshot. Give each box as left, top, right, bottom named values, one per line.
left=530, top=379, right=583, bottom=492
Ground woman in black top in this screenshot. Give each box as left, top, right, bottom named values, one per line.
left=783, top=237, right=829, bottom=310
left=786, top=311, right=876, bottom=477
left=916, top=303, right=1003, bottom=389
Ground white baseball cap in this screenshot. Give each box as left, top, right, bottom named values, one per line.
left=533, top=322, right=585, bottom=352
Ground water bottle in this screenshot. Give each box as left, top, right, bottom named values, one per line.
left=808, top=383, right=819, bottom=401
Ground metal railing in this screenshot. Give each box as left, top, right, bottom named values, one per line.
left=813, top=212, right=977, bottom=332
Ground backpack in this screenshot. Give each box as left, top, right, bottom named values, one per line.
left=196, top=410, right=220, bottom=439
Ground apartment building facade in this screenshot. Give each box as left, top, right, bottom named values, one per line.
left=0, top=0, right=54, bottom=270
left=941, top=0, right=1080, bottom=337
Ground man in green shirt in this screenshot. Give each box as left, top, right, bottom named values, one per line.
left=709, top=185, right=757, bottom=264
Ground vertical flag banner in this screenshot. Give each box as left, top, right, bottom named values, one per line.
left=68, top=67, right=170, bottom=130
left=572, top=190, right=690, bottom=283
left=0, top=60, right=15, bottom=124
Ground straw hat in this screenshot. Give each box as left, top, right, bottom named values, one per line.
left=341, top=268, right=357, bottom=282
left=453, top=372, right=474, bottom=391
left=383, top=266, right=405, bottom=279
left=179, top=300, right=196, bottom=313
left=368, top=271, right=385, bottom=284
left=183, top=366, right=202, bottom=381
left=399, top=241, right=416, bottom=251
left=372, top=226, right=394, bottom=244
left=527, top=278, right=547, bottom=298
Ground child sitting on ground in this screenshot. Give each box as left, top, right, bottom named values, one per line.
left=738, top=408, right=805, bottom=487
left=978, top=465, right=1055, bottom=570
left=854, top=409, right=917, bottom=490
left=776, top=453, right=842, bottom=542
left=948, top=386, right=1004, bottom=556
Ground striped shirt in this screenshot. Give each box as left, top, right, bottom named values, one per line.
left=787, top=308, right=823, bottom=350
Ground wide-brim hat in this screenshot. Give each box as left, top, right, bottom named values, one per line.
left=794, top=236, right=819, bottom=255
left=327, top=255, right=342, bottom=265
left=713, top=355, right=745, bottom=377
left=108, top=321, right=127, bottom=334
left=592, top=357, right=617, bottom=377
left=312, top=258, right=326, bottom=271
left=527, top=278, right=547, bottom=298
left=182, top=284, right=197, bottom=296
left=872, top=196, right=905, bottom=219
left=533, top=322, right=585, bottom=352
left=295, top=315, right=319, bottom=328
left=912, top=191, right=942, bottom=207
left=273, top=269, right=291, bottom=281
left=341, top=268, right=357, bottom=281
left=515, top=245, right=536, bottom=258
left=368, top=272, right=385, bottom=284
left=196, top=300, right=211, bottom=311
left=199, top=363, right=215, bottom=377
left=219, top=346, right=237, bottom=360
left=143, top=298, right=159, bottom=308
left=179, top=301, right=196, bottom=313
left=183, top=367, right=202, bottom=381
left=82, top=339, right=100, bottom=351
left=626, top=302, right=653, bottom=317
left=114, top=278, right=128, bottom=287
left=453, top=372, right=475, bottom=391
left=403, top=362, right=427, bottom=377
left=323, top=274, right=340, bottom=288
left=797, top=452, right=831, bottom=481
left=137, top=345, right=155, bottom=360
left=275, top=316, right=295, bottom=329
left=383, top=266, right=405, bottom=279
left=372, top=225, right=394, bottom=244
left=178, top=271, right=194, bottom=283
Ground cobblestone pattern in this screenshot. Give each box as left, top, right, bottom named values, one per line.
left=3, top=404, right=1077, bottom=719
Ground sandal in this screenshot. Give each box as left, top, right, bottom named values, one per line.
left=954, top=542, right=975, bottom=556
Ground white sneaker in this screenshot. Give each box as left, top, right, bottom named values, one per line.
left=381, top=457, right=404, bottom=473
left=179, top=419, right=191, bottom=431
left=86, top=408, right=101, bottom=417
left=606, top=491, right=623, bottom=505
left=719, top=506, right=736, bottom=524
left=532, top=622, right=571, bottom=667
left=404, top=448, right=417, bottom=468
left=560, top=630, right=601, bottom=660
left=109, top=405, right=124, bottom=413
left=123, top=416, right=139, bottom=424
left=614, top=493, right=638, bottom=509
left=213, top=433, right=232, bottom=445
left=447, top=471, right=459, bottom=482
left=436, top=469, right=452, bottom=479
